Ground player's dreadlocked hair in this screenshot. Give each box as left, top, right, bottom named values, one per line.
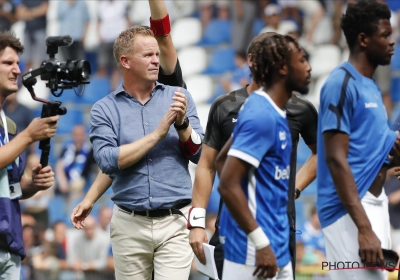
left=341, top=0, right=391, bottom=51
left=249, top=33, right=299, bottom=88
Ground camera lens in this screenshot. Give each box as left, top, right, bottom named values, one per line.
left=67, top=60, right=91, bottom=82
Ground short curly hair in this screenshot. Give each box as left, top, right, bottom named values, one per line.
left=341, top=0, right=391, bottom=50
left=249, top=33, right=299, bottom=88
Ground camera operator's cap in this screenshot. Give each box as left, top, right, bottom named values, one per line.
left=264, top=4, right=282, bottom=16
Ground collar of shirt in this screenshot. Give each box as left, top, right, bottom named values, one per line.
left=112, top=81, right=166, bottom=98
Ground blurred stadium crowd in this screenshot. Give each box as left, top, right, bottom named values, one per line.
left=3, top=0, right=400, bottom=279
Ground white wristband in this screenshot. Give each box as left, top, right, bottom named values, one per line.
left=248, top=227, right=270, bottom=250
left=187, top=207, right=206, bottom=229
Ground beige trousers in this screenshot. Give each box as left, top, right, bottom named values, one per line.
left=110, top=204, right=193, bottom=280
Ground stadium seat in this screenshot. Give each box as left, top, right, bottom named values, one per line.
left=306, top=73, right=330, bottom=110
left=297, top=138, right=311, bottom=166
left=202, top=46, right=236, bottom=75
left=197, top=19, right=231, bottom=46
left=295, top=199, right=306, bottom=230
left=309, top=44, right=341, bottom=78
left=178, top=46, right=208, bottom=77
left=391, top=46, right=400, bottom=106
left=174, top=0, right=197, bottom=18
left=195, top=103, right=212, bottom=130
left=302, top=179, right=317, bottom=196
left=50, top=89, right=79, bottom=105
left=48, top=196, right=67, bottom=225
left=185, top=75, right=214, bottom=104
left=253, top=18, right=265, bottom=36
left=75, top=77, right=111, bottom=105
left=171, top=17, right=202, bottom=49
left=57, top=108, right=84, bottom=134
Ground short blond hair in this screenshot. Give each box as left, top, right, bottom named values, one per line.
left=113, top=26, right=154, bottom=69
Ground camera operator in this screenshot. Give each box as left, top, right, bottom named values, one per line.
left=0, top=31, right=59, bottom=278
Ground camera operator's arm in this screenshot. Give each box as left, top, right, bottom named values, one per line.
left=0, top=3, right=16, bottom=24
left=19, top=164, right=54, bottom=199
left=148, top=0, right=177, bottom=74
left=0, top=116, right=59, bottom=170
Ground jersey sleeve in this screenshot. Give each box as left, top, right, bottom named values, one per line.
left=228, top=99, right=275, bottom=168
left=203, top=98, right=224, bottom=150
left=319, top=74, right=356, bottom=135
left=299, top=99, right=318, bottom=145
left=157, top=58, right=186, bottom=89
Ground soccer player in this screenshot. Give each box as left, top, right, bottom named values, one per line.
left=189, top=32, right=317, bottom=279
left=217, top=34, right=311, bottom=279
left=317, top=1, right=397, bottom=279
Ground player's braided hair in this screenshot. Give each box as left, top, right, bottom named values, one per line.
left=249, top=34, right=299, bottom=88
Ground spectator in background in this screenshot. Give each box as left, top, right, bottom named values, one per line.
left=97, top=0, right=131, bottom=90
left=16, top=0, right=48, bottom=70
left=221, top=51, right=250, bottom=93
left=198, top=0, right=230, bottom=29
left=55, top=124, right=96, bottom=199
left=0, top=0, right=16, bottom=32
left=57, top=0, right=90, bottom=60
left=296, top=0, right=325, bottom=44
left=52, top=220, right=67, bottom=268
left=3, top=91, right=33, bottom=133
left=97, top=206, right=112, bottom=233
left=259, top=4, right=298, bottom=36
left=31, top=240, right=61, bottom=280
left=384, top=171, right=400, bottom=255
left=21, top=224, right=36, bottom=280
left=374, top=0, right=398, bottom=118
left=278, top=0, right=302, bottom=28
left=231, top=0, right=267, bottom=52
left=297, top=206, right=326, bottom=264
left=67, top=216, right=110, bottom=280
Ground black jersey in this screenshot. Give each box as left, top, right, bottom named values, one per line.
left=157, top=58, right=186, bottom=89
left=203, top=87, right=249, bottom=150
left=286, top=94, right=318, bottom=229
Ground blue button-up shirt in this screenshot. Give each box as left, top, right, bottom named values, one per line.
left=90, top=82, right=204, bottom=211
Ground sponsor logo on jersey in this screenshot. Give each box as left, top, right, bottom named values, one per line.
left=274, top=165, right=290, bottom=180
left=279, top=131, right=286, bottom=141
left=365, top=102, right=378, bottom=108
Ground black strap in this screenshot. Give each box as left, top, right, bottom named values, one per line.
left=214, top=198, right=224, bottom=229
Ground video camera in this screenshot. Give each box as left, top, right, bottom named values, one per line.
left=21, top=35, right=91, bottom=167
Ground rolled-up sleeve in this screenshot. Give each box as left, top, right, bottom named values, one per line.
left=182, top=88, right=204, bottom=164
left=89, top=101, right=120, bottom=175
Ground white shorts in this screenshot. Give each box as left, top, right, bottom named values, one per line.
left=222, top=259, right=293, bottom=280
left=322, top=190, right=391, bottom=280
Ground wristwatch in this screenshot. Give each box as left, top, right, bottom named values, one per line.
left=295, top=188, right=301, bottom=199
left=174, top=116, right=189, bottom=131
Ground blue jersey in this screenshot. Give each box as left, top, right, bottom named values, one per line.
left=317, top=62, right=397, bottom=228
left=219, top=90, right=292, bottom=268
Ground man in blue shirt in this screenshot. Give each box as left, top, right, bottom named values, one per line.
left=89, top=26, right=203, bottom=280
left=0, top=31, right=59, bottom=279
left=317, top=1, right=398, bottom=279
left=217, top=34, right=311, bottom=280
